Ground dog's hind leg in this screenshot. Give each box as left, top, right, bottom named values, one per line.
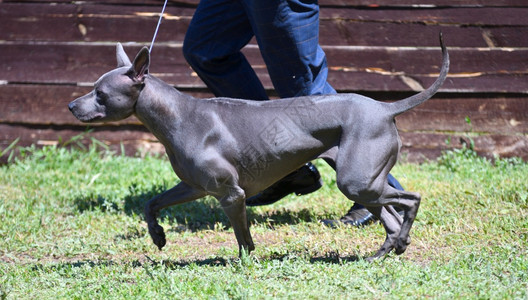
left=144, top=181, right=207, bottom=250
left=334, top=128, right=417, bottom=258
left=378, top=186, right=421, bottom=255
left=365, top=205, right=403, bottom=261
left=219, top=186, right=255, bottom=256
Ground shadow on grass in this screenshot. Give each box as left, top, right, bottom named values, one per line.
left=31, top=251, right=361, bottom=272
left=74, top=184, right=326, bottom=232
left=157, top=251, right=361, bottom=268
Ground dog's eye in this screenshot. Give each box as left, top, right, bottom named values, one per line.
left=96, top=90, right=107, bottom=105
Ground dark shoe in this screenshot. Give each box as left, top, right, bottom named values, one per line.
left=321, top=203, right=406, bottom=228
left=320, top=203, right=377, bottom=228
left=339, top=203, right=377, bottom=226
left=246, top=163, right=322, bottom=207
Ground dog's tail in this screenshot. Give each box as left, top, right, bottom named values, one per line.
left=389, top=33, right=449, bottom=116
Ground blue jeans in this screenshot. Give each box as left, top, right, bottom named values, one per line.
left=182, top=0, right=336, bottom=100
left=182, top=0, right=404, bottom=193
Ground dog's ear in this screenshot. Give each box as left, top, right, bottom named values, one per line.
left=116, top=43, right=132, bottom=67
left=128, top=47, right=150, bottom=82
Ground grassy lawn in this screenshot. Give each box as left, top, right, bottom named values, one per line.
left=1, top=140, right=527, bottom=299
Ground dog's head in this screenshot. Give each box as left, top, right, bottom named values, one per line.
left=68, top=44, right=150, bottom=123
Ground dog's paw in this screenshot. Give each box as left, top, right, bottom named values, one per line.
left=148, top=222, right=166, bottom=250
left=394, top=236, right=411, bottom=255
left=366, top=244, right=394, bottom=262
left=365, top=255, right=379, bottom=263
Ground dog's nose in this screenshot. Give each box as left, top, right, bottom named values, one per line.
left=68, top=102, right=75, bottom=112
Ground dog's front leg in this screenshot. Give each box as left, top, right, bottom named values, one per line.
left=144, top=181, right=207, bottom=250
left=219, top=186, right=255, bottom=256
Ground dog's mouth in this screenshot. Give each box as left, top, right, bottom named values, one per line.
left=76, top=113, right=105, bottom=123
left=69, top=101, right=105, bottom=123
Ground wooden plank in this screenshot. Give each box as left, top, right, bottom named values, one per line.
left=3, top=0, right=528, bottom=8
left=320, top=7, right=528, bottom=47
left=329, top=72, right=528, bottom=94
left=0, top=43, right=197, bottom=85
left=484, top=27, right=528, bottom=48
left=395, top=94, right=528, bottom=134
left=1, top=43, right=527, bottom=93
left=321, top=7, right=528, bottom=26
left=321, top=0, right=528, bottom=7
left=0, top=84, right=213, bottom=126
left=78, top=5, right=192, bottom=43
left=0, top=123, right=155, bottom=145
left=320, top=22, right=490, bottom=47
left=325, top=46, right=528, bottom=75
left=3, top=4, right=527, bottom=48
left=400, top=132, right=528, bottom=162
left=0, top=3, right=80, bottom=41
left=0, top=123, right=161, bottom=164
left=1, top=0, right=200, bottom=6
left=0, top=85, right=93, bottom=125
left=326, top=46, right=528, bottom=93
left=324, top=0, right=528, bottom=6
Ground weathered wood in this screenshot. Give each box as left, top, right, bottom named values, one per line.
left=0, top=84, right=211, bottom=125
left=321, top=7, right=528, bottom=26
left=0, top=3, right=193, bottom=43
left=0, top=84, right=138, bottom=125
left=0, top=123, right=154, bottom=146
left=2, top=4, right=527, bottom=47
left=319, top=17, right=528, bottom=47
left=0, top=123, right=161, bottom=163
left=395, top=94, right=528, bottom=134
left=320, top=0, right=528, bottom=6
left=3, top=0, right=528, bottom=7
left=400, top=132, right=528, bottom=162
left=326, top=46, right=528, bottom=93
left=2, top=43, right=527, bottom=93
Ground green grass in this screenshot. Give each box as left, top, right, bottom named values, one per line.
left=1, top=141, right=527, bottom=299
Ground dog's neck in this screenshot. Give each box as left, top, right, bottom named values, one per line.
left=134, top=75, right=194, bottom=145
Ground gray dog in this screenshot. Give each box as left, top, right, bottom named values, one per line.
left=69, top=34, right=449, bottom=261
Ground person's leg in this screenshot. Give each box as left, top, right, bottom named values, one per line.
left=387, top=173, right=404, bottom=190
left=241, top=0, right=335, bottom=98
left=242, top=0, right=330, bottom=206
left=183, top=0, right=403, bottom=224
left=182, top=0, right=268, bottom=100
left=183, top=0, right=322, bottom=205
left=242, top=1, right=405, bottom=223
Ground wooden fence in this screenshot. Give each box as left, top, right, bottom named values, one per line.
left=1, top=0, right=527, bottom=162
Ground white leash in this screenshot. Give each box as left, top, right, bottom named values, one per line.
left=149, top=0, right=169, bottom=53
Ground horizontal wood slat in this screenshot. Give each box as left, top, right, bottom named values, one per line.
left=2, top=4, right=527, bottom=47
left=0, top=84, right=217, bottom=126
left=400, top=132, right=528, bottom=162
left=395, top=94, right=528, bottom=134
left=1, top=43, right=527, bottom=93
left=3, top=0, right=528, bottom=7
left=0, top=123, right=160, bottom=163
